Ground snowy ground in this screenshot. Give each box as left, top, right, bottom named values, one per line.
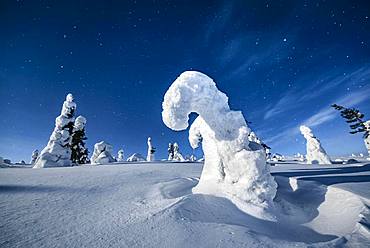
left=1, top=161, right=369, bottom=247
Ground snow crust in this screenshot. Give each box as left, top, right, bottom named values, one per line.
left=33, top=93, right=76, bottom=168
left=162, top=71, right=277, bottom=210
left=300, top=125, right=331, bottom=164
left=90, top=141, right=115, bottom=164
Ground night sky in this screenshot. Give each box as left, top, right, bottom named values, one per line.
left=1, top=0, right=370, bottom=162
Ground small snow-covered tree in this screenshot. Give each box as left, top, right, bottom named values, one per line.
left=167, top=143, right=174, bottom=160
left=71, top=116, right=89, bottom=165
left=34, top=93, right=76, bottom=168
left=300, top=125, right=331, bottom=164
left=146, top=137, right=155, bottom=162
left=30, top=149, right=39, bottom=164
left=117, top=149, right=125, bottom=162
left=90, top=141, right=115, bottom=165
left=162, top=71, right=277, bottom=211
left=173, top=142, right=185, bottom=161
left=332, top=104, right=370, bottom=155
left=127, top=153, right=146, bottom=162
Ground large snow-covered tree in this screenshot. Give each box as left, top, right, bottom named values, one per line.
left=34, top=93, right=76, bottom=168
left=71, top=116, right=89, bottom=165
left=332, top=104, right=370, bottom=155
left=162, top=71, right=277, bottom=212
left=300, top=125, right=331, bottom=164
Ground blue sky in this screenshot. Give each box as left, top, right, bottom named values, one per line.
left=1, top=0, right=370, bottom=162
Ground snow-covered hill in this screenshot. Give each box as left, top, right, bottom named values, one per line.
left=1, top=162, right=369, bottom=247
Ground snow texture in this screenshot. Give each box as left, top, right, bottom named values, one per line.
left=146, top=137, right=155, bottom=162
left=1, top=162, right=369, bottom=247
left=127, top=153, right=146, bottom=162
left=90, top=141, right=115, bottom=165
left=167, top=143, right=174, bottom=160
left=300, top=125, right=332, bottom=164
left=162, top=71, right=277, bottom=210
left=117, top=149, right=125, bottom=162
left=30, top=149, right=39, bottom=164
left=33, top=93, right=76, bottom=168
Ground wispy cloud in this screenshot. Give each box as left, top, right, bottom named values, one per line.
left=264, top=66, right=370, bottom=120
left=263, top=86, right=370, bottom=148
left=303, top=86, right=370, bottom=127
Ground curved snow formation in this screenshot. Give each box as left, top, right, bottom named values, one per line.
left=162, top=71, right=277, bottom=209
left=34, top=93, right=76, bottom=168
left=90, top=141, right=115, bottom=165
left=300, top=125, right=332, bottom=164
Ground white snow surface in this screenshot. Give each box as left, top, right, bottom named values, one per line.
left=300, top=125, right=332, bottom=165
left=1, top=161, right=369, bottom=247
left=162, top=71, right=277, bottom=212
left=90, top=141, right=115, bottom=164
left=147, top=137, right=155, bottom=162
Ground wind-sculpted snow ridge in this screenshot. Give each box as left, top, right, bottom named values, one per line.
left=300, top=125, right=332, bottom=164
left=90, top=141, right=115, bottom=165
left=162, top=71, right=277, bottom=213
left=34, top=94, right=76, bottom=168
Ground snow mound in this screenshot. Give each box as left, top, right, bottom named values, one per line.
left=90, top=141, right=115, bottom=165
left=127, top=153, right=146, bottom=162
left=162, top=71, right=277, bottom=212
left=300, top=125, right=331, bottom=165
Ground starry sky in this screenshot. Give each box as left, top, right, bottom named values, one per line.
left=1, top=0, right=370, bottom=162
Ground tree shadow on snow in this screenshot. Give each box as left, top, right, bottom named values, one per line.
left=0, top=184, right=100, bottom=194
left=272, top=163, right=370, bottom=178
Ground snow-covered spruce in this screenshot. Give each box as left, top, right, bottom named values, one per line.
left=71, top=116, right=90, bottom=165
left=162, top=71, right=277, bottom=210
left=117, top=149, right=125, bottom=162
left=34, top=93, right=76, bottom=168
left=300, top=125, right=332, bottom=164
left=30, top=149, right=39, bottom=164
left=167, top=143, right=174, bottom=160
left=172, top=142, right=185, bottom=161
left=146, top=137, right=155, bottom=162
left=364, top=120, right=370, bottom=155
left=127, top=153, right=146, bottom=162
left=90, top=141, right=115, bottom=165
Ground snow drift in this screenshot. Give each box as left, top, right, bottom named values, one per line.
left=162, top=71, right=277, bottom=211
left=300, top=125, right=331, bottom=164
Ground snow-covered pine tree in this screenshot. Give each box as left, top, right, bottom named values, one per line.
left=332, top=104, right=370, bottom=155
left=117, top=149, right=125, bottom=162
left=30, top=149, right=39, bottom=164
left=71, top=116, right=90, bottom=164
left=147, top=137, right=155, bottom=162
left=33, top=93, right=76, bottom=168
